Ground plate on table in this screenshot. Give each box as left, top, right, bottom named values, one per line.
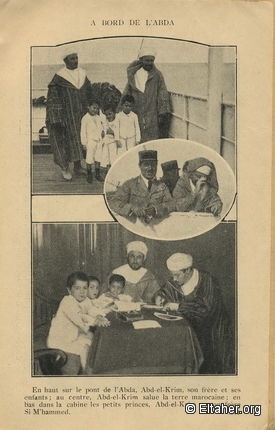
left=154, top=312, right=183, bottom=321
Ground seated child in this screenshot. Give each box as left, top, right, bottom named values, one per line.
left=101, top=106, right=121, bottom=172
left=47, top=271, right=109, bottom=375
left=80, top=99, right=104, bottom=184
left=117, top=95, right=140, bottom=154
left=94, top=274, right=132, bottom=309
left=87, top=275, right=100, bottom=301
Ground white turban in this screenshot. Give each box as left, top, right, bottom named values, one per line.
left=166, top=253, right=193, bottom=271
left=60, top=46, right=77, bottom=61
left=196, top=165, right=211, bottom=176
left=126, top=241, right=148, bottom=258
left=138, top=46, right=157, bottom=59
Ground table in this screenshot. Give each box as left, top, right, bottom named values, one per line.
left=88, top=308, right=203, bottom=375
left=116, top=212, right=219, bottom=240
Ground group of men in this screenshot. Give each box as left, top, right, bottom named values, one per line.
left=108, top=150, right=223, bottom=224
left=113, top=240, right=234, bottom=374
left=46, top=46, right=171, bottom=180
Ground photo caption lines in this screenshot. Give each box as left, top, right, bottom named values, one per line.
left=22, top=385, right=261, bottom=416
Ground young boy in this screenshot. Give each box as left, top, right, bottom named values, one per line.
left=47, top=272, right=109, bottom=375
left=101, top=106, right=121, bottom=172
left=94, top=274, right=132, bottom=309
left=117, top=95, right=140, bottom=154
left=80, top=100, right=104, bottom=183
left=87, top=275, right=100, bottom=300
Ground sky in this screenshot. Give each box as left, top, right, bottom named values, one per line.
left=32, top=37, right=236, bottom=65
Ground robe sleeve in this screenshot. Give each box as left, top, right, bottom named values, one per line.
left=173, top=178, right=195, bottom=212
left=157, top=73, right=171, bottom=116
left=46, top=82, right=65, bottom=125
left=160, top=278, right=214, bottom=325
left=60, top=297, right=90, bottom=334
left=141, top=278, right=160, bottom=303
left=108, top=179, right=148, bottom=217
left=153, top=185, right=175, bottom=217
left=203, top=189, right=223, bottom=214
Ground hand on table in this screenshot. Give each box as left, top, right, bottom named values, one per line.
left=210, top=202, right=222, bottom=217
left=163, top=302, right=179, bottom=311
left=130, top=205, right=146, bottom=218
left=95, top=315, right=110, bottom=327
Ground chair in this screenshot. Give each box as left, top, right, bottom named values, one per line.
left=34, top=348, right=68, bottom=375
left=33, top=322, right=68, bottom=375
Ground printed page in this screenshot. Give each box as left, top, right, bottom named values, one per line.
left=0, top=1, right=273, bottom=429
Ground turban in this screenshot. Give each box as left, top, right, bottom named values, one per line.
left=138, top=46, right=157, bottom=59
left=166, top=253, right=193, bottom=271
left=61, top=46, right=77, bottom=61
left=196, top=165, right=211, bottom=176
left=126, top=241, right=148, bottom=258
left=182, top=157, right=219, bottom=191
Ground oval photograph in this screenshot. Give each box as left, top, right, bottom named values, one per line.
left=104, top=139, right=236, bottom=240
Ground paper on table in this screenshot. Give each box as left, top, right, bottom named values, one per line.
left=132, top=320, right=162, bottom=329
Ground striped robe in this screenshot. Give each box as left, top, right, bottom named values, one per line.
left=46, top=74, right=91, bottom=169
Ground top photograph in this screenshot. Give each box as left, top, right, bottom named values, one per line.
left=31, top=37, right=236, bottom=196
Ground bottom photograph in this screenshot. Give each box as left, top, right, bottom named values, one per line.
left=32, top=222, right=236, bottom=376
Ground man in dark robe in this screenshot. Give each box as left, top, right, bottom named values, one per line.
left=159, top=253, right=235, bottom=374
left=173, top=157, right=223, bottom=216
left=46, top=50, right=91, bottom=180
left=120, top=46, right=171, bottom=143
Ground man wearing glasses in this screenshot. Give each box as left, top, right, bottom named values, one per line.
left=108, top=150, right=174, bottom=224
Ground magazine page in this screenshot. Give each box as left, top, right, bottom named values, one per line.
left=0, top=1, right=273, bottom=429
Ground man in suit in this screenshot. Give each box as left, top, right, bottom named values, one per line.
left=108, top=150, right=174, bottom=224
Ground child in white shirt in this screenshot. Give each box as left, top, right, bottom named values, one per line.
left=93, top=274, right=132, bottom=310
left=101, top=106, right=121, bottom=171
left=47, top=272, right=109, bottom=374
left=117, top=95, right=140, bottom=154
left=81, top=100, right=104, bottom=184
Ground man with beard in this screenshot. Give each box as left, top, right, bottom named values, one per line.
left=108, top=150, right=174, bottom=224
left=120, top=47, right=171, bottom=142
left=46, top=49, right=91, bottom=180
left=158, top=253, right=234, bottom=374
left=173, top=157, right=223, bottom=216
left=112, top=241, right=159, bottom=303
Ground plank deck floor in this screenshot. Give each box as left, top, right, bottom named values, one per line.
left=32, top=154, right=105, bottom=195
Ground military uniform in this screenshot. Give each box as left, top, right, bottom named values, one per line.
left=108, top=175, right=174, bottom=222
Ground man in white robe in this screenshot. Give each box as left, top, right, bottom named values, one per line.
left=112, top=241, right=159, bottom=303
